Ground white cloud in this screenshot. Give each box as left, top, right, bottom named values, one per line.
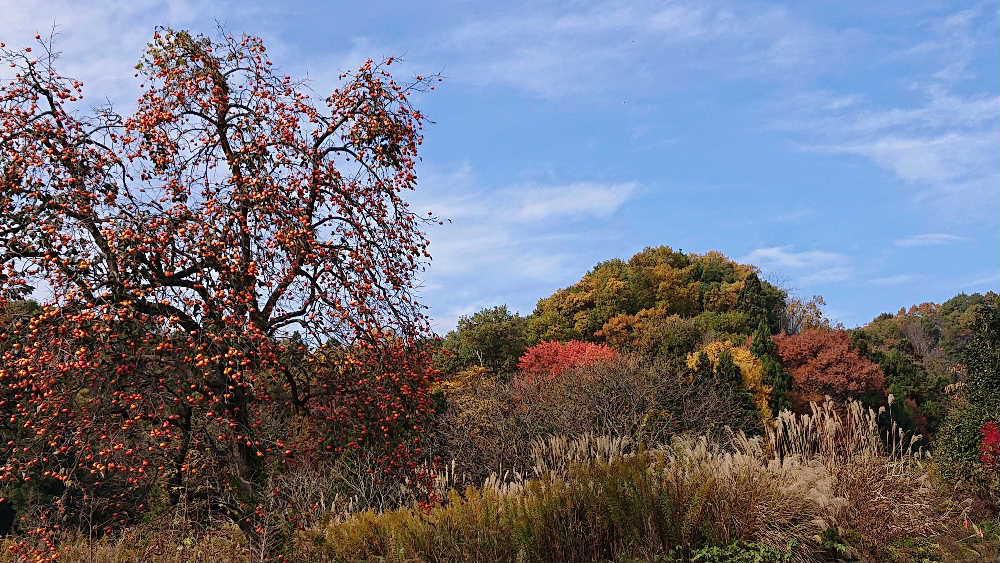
left=410, top=163, right=638, bottom=331
left=415, top=164, right=638, bottom=279
left=742, top=246, right=843, bottom=269
left=810, top=131, right=998, bottom=186
left=741, top=246, right=852, bottom=286
left=894, top=7, right=993, bottom=83
left=435, top=0, right=850, bottom=99
left=0, top=0, right=352, bottom=131
left=894, top=233, right=968, bottom=247
left=414, top=166, right=638, bottom=224
left=773, top=208, right=814, bottom=222
left=964, top=272, right=1000, bottom=288
left=512, top=182, right=638, bottom=221
left=782, top=7, right=1000, bottom=218
left=844, top=90, right=1000, bottom=135
left=1, top=2, right=220, bottom=104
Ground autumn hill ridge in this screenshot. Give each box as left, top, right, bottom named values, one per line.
left=438, top=244, right=985, bottom=436
left=1, top=29, right=998, bottom=562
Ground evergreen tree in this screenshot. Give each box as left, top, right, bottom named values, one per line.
left=964, top=301, right=1000, bottom=409
left=716, top=348, right=760, bottom=424
left=936, top=297, right=1000, bottom=484
left=692, top=351, right=714, bottom=382
left=716, top=348, right=743, bottom=386
left=750, top=320, right=792, bottom=414
left=737, top=272, right=773, bottom=334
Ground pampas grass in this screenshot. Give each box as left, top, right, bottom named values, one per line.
left=16, top=399, right=996, bottom=562
left=315, top=399, right=981, bottom=562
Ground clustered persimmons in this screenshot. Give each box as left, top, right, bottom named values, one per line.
left=0, top=28, right=440, bottom=557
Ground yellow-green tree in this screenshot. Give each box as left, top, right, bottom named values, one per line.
left=687, top=340, right=773, bottom=419
left=598, top=308, right=701, bottom=358
left=527, top=246, right=786, bottom=351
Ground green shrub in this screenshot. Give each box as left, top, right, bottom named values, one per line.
left=935, top=297, right=1000, bottom=504
left=688, top=541, right=792, bottom=562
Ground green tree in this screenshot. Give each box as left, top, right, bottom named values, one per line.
left=715, top=348, right=742, bottom=386
left=936, top=296, right=1000, bottom=487
left=438, top=306, right=529, bottom=374
left=692, top=351, right=714, bottom=382
left=855, top=295, right=996, bottom=436
left=738, top=272, right=784, bottom=333
left=715, top=348, right=761, bottom=432
left=750, top=320, right=792, bottom=414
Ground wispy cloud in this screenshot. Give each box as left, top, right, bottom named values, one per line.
left=964, top=272, right=1000, bottom=289
left=773, top=208, right=814, bottom=223
left=512, top=182, right=638, bottom=221
left=808, top=130, right=998, bottom=191
left=894, top=233, right=968, bottom=247
left=1, top=2, right=185, bottom=104
left=415, top=166, right=639, bottom=230
left=0, top=2, right=312, bottom=109
left=412, top=163, right=639, bottom=329
left=741, top=246, right=853, bottom=286
left=435, top=0, right=852, bottom=99
left=869, top=274, right=917, bottom=286
left=778, top=7, right=1000, bottom=218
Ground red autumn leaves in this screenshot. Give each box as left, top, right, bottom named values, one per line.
left=774, top=328, right=886, bottom=402
left=0, top=28, right=439, bottom=548
left=517, top=340, right=619, bottom=384
left=982, top=421, right=1000, bottom=467
left=517, top=330, right=886, bottom=408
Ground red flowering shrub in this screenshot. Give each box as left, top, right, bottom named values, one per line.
left=773, top=329, right=886, bottom=404
left=981, top=421, right=1000, bottom=466
left=516, top=340, right=618, bottom=383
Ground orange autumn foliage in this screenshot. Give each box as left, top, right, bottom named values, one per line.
left=773, top=329, right=886, bottom=403
left=0, top=29, right=439, bottom=554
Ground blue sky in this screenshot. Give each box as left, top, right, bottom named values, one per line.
left=5, top=1, right=999, bottom=331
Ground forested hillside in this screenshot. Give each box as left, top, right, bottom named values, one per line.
left=438, top=245, right=991, bottom=432
left=1, top=27, right=997, bottom=563
left=423, top=246, right=1000, bottom=561
left=3, top=242, right=999, bottom=561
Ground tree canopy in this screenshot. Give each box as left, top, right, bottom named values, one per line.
left=527, top=246, right=786, bottom=346
left=437, top=305, right=528, bottom=374
left=0, top=29, right=438, bottom=550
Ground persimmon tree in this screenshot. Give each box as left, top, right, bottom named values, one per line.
left=0, top=28, right=438, bottom=550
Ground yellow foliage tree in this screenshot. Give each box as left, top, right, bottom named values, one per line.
left=687, top=341, right=773, bottom=418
